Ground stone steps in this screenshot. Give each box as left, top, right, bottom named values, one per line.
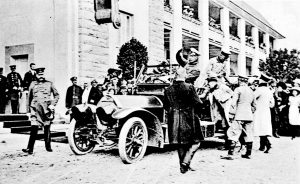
left=0, top=114, right=67, bottom=139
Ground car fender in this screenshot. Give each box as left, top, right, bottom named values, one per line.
left=112, top=108, right=165, bottom=148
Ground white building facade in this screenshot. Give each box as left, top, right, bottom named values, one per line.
left=0, top=0, right=284, bottom=113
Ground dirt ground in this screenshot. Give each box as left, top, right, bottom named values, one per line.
left=0, top=133, right=299, bottom=184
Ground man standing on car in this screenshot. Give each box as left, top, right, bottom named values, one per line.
left=164, top=67, right=204, bottom=174
left=22, top=67, right=60, bottom=154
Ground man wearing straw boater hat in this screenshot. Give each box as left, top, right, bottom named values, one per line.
left=22, top=67, right=60, bottom=154
left=164, top=67, right=204, bottom=173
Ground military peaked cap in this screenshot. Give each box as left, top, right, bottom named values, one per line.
left=9, top=65, right=16, bottom=69
left=35, top=67, right=45, bottom=74
left=70, top=76, right=77, bottom=81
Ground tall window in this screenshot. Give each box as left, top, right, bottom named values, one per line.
left=117, top=11, right=133, bottom=46
left=230, top=52, right=238, bottom=76
left=246, top=57, right=252, bottom=76
left=209, top=2, right=222, bottom=31
left=229, top=12, right=239, bottom=37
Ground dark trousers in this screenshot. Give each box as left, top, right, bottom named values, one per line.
left=291, top=125, right=300, bottom=139
left=26, top=125, right=51, bottom=151
left=11, top=99, right=19, bottom=114
left=0, top=100, right=6, bottom=113
left=177, top=142, right=200, bottom=166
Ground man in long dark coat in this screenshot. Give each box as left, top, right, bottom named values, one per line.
left=22, top=67, right=60, bottom=154
left=0, top=68, right=8, bottom=113
left=65, top=76, right=83, bottom=109
left=87, top=79, right=103, bottom=105
left=23, top=63, right=37, bottom=90
left=164, top=67, right=204, bottom=174
left=7, top=65, right=23, bottom=114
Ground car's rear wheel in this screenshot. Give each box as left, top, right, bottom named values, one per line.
left=68, top=119, right=95, bottom=155
left=118, top=117, right=148, bottom=164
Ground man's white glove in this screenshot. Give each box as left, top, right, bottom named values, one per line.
left=48, top=105, right=55, bottom=111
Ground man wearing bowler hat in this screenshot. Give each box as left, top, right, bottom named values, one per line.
left=65, top=76, right=83, bottom=109
left=0, top=67, right=8, bottom=113
left=22, top=67, right=60, bottom=154
left=7, top=65, right=23, bottom=114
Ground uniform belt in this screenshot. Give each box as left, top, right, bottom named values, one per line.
left=72, top=96, right=78, bottom=99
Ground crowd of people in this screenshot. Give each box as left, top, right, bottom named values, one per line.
left=164, top=47, right=300, bottom=174
left=1, top=48, right=300, bottom=174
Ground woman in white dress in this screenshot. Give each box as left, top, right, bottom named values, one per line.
left=288, top=87, right=300, bottom=139
left=253, top=82, right=274, bottom=153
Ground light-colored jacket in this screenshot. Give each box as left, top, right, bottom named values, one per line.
left=253, top=86, right=274, bottom=136
left=230, top=85, right=255, bottom=121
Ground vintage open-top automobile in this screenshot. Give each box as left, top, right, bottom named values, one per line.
left=67, top=66, right=217, bottom=164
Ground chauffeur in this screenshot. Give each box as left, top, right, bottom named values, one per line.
left=65, top=76, right=83, bottom=109
left=164, top=67, right=204, bottom=174
left=7, top=65, right=23, bottom=114
left=22, top=67, right=60, bottom=154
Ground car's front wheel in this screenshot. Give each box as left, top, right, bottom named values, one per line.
left=68, top=119, right=95, bottom=155
left=118, top=117, right=148, bottom=164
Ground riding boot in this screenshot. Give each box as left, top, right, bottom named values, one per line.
left=273, top=129, right=280, bottom=138
left=44, top=125, right=52, bottom=152
left=241, top=142, right=252, bottom=159
left=259, top=136, right=265, bottom=151
left=264, top=137, right=272, bottom=153
left=22, top=125, right=38, bottom=154
left=228, top=141, right=236, bottom=156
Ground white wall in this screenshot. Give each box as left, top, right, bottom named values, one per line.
left=0, top=0, right=75, bottom=115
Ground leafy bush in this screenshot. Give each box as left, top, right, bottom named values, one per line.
left=117, top=38, right=148, bottom=80
left=259, top=49, right=300, bottom=83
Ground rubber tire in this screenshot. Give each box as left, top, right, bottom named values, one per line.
left=67, top=119, right=95, bottom=155
left=118, top=117, right=148, bottom=164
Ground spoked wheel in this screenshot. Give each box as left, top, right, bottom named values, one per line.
left=68, top=119, right=95, bottom=155
left=118, top=117, right=148, bottom=164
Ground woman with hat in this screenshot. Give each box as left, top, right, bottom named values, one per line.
left=288, top=86, right=300, bottom=139
left=253, top=75, right=274, bottom=153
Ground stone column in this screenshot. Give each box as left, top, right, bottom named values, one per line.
left=198, top=0, right=209, bottom=70
left=170, top=0, right=182, bottom=64
left=220, top=7, right=230, bottom=75
left=252, top=26, right=260, bottom=75
left=238, top=18, right=246, bottom=75
left=264, top=33, right=270, bottom=56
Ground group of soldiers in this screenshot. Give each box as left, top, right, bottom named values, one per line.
left=0, top=64, right=37, bottom=114
left=164, top=47, right=280, bottom=173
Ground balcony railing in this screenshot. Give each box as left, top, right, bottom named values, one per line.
left=246, top=42, right=255, bottom=49
left=164, top=0, right=172, bottom=13
left=182, top=14, right=201, bottom=25
left=230, top=34, right=241, bottom=42
left=209, top=17, right=222, bottom=34
left=209, top=25, right=223, bottom=35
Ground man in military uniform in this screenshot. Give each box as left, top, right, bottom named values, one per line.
left=7, top=65, right=23, bottom=114
left=87, top=79, right=103, bottom=105
left=222, top=75, right=256, bottom=160
left=23, top=63, right=37, bottom=90
left=0, top=68, right=8, bottom=113
left=22, top=67, right=60, bottom=154
left=65, top=76, right=83, bottom=109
